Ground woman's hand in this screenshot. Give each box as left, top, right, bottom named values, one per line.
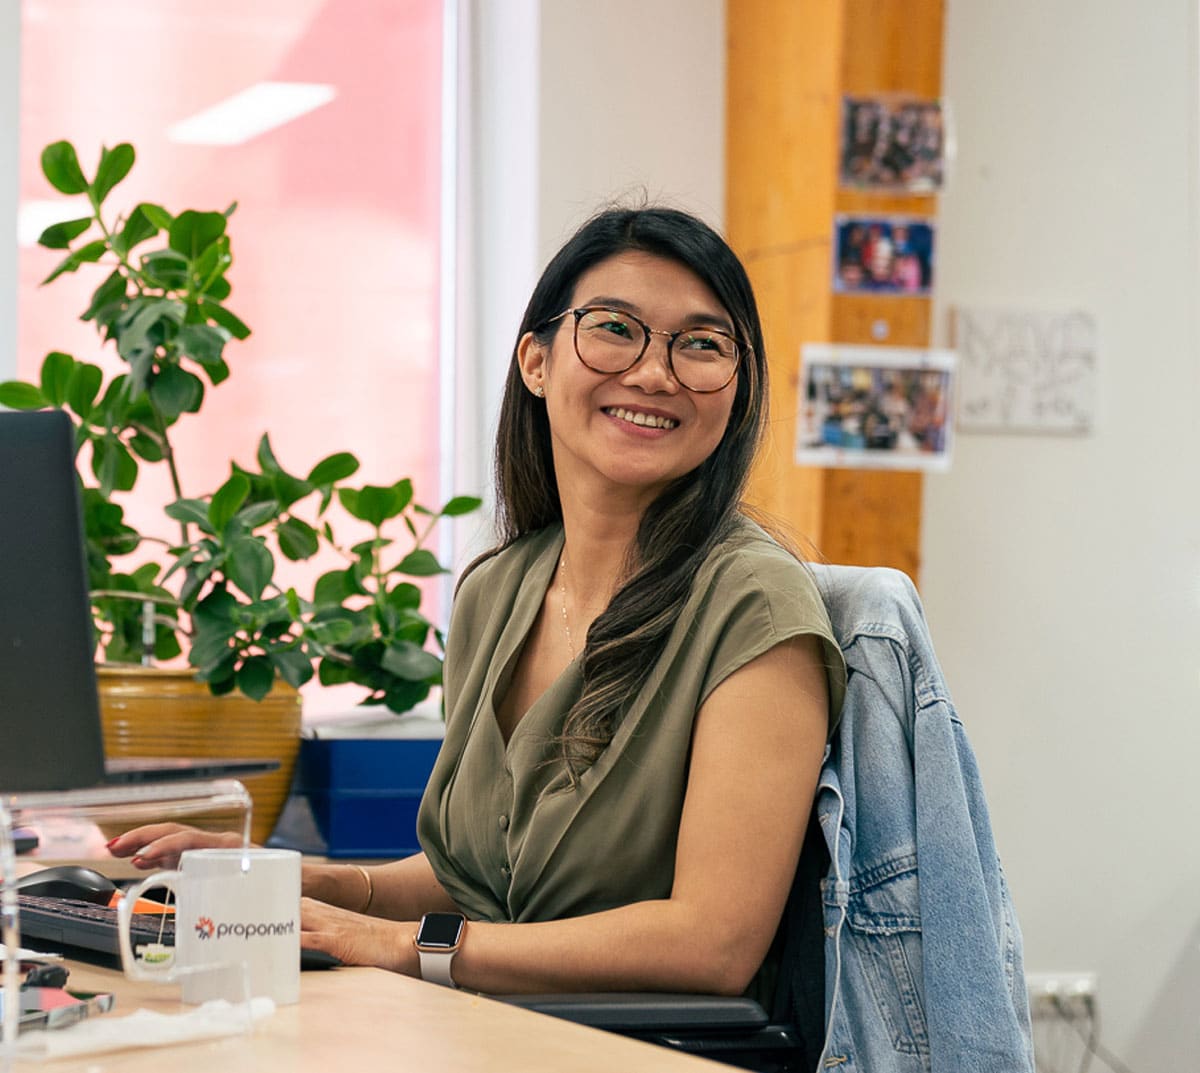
left=106, top=823, right=247, bottom=869
left=300, top=897, right=418, bottom=974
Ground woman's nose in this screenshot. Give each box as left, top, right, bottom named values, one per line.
left=621, top=333, right=679, bottom=392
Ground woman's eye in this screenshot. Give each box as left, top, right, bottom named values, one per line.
left=678, top=333, right=721, bottom=353
left=583, top=312, right=635, bottom=339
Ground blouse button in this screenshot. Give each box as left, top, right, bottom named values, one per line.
left=498, top=814, right=509, bottom=831
left=501, top=864, right=512, bottom=880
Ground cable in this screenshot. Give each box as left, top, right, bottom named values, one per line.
left=1051, top=996, right=1139, bottom=1073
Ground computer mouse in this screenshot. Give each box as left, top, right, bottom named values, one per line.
left=14, top=865, right=120, bottom=905
left=300, top=948, right=343, bottom=971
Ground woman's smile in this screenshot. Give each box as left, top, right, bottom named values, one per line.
left=602, top=405, right=681, bottom=432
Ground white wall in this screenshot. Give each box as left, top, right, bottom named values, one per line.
left=536, top=0, right=726, bottom=264
left=1, top=0, right=18, bottom=381
left=925, top=0, right=1200, bottom=1066
left=460, top=0, right=725, bottom=543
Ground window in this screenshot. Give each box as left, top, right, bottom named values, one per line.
left=16, top=0, right=452, bottom=713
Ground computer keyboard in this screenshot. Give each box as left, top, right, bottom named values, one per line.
left=16, top=893, right=342, bottom=970
left=16, top=893, right=173, bottom=958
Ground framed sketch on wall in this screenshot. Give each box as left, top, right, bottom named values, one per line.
left=953, top=308, right=1097, bottom=434
left=833, top=215, right=935, bottom=295
left=796, top=344, right=957, bottom=472
left=839, top=95, right=947, bottom=193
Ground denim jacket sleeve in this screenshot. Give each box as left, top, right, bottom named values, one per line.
left=809, top=565, right=1034, bottom=1073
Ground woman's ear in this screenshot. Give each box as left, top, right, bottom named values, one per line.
left=517, top=331, right=548, bottom=396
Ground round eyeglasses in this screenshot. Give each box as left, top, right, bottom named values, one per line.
left=540, top=306, right=746, bottom=393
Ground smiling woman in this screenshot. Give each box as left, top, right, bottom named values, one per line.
left=111, top=207, right=845, bottom=1049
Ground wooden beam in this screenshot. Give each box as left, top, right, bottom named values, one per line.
left=727, top=0, right=944, bottom=580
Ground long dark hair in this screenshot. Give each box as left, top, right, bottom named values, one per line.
left=489, top=206, right=769, bottom=783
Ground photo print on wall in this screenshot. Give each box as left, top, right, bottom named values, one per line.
left=833, top=215, right=935, bottom=296
left=796, top=343, right=957, bottom=472
left=839, top=95, right=947, bottom=193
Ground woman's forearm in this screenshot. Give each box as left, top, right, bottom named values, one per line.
left=303, top=851, right=457, bottom=920
left=434, top=898, right=755, bottom=996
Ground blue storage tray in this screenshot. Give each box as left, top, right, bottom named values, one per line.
left=297, top=737, right=443, bottom=858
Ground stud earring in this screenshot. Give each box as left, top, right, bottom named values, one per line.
left=533, top=385, right=545, bottom=398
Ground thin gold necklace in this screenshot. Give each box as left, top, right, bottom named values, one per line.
left=558, top=551, right=575, bottom=661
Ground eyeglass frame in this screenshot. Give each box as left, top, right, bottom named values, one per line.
left=538, top=306, right=749, bottom=394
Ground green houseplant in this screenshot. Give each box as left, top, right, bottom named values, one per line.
left=0, top=139, right=480, bottom=714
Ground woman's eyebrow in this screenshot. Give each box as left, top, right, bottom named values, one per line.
left=577, top=296, right=736, bottom=335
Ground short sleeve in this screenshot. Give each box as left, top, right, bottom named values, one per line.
left=696, top=532, right=846, bottom=738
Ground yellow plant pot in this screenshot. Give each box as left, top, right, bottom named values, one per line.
left=96, top=665, right=303, bottom=845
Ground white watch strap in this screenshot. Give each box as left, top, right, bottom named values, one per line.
left=418, top=948, right=458, bottom=988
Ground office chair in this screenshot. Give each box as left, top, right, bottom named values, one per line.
left=500, top=564, right=1035, bottom=1073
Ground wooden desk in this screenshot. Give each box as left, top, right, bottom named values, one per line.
left=7, top=833, right=730, bottom=1071
left=8, top=959, right=730, bottom=1072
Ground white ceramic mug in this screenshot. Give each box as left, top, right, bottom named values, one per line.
left=117, top=847, right=301, bottom=1005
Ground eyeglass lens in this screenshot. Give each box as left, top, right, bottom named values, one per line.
left=573, top=308, right=738, bottom=392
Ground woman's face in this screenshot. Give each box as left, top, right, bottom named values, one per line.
left=518, top=251, right=739, bottom=510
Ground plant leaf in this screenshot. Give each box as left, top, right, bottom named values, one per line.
left=277, top=517, right=320, bottom=561
left=92, top=436, right=138, bottom=495
left=192, top=587, right=239, bottom=630
left=140, top=203, right=174, bottom=230
left=42, top=235, right=107, bottom=284
left=41, top=141, right=90, bottom=194
left=338, top=484, right=405, bottom=527
left=139, top=249, right=189, bottom=289
left=202, top=301, right=251, bottom=340
left=0, top=381, right=47, bottom=409
left=271, top=471, right=313, bottom=510
left=209, top=473, right=250, bottom=533
left=384, top=681, right=432, bottom=714
left=234, top=500, right=280, bottom=529
left=395, top=549, right=445, bottom=577
left=317, top=659, right=354, bottom=686
left=256, top=434, right=282, bottom=474
left=149, top=364, right=204, bottom=420
left=440, top=494, right=483, bottom=517
left=236, top=656, right=276, bottom=701
left=112, top=203, right=160, bottom=256
left=168, top=210, right=226, bottom=260
left=92, top=143, right=135, bottom=204
left=269, top=648, right=313, bottom=689
left=127, top=431, right=165, bottom=462
left=175, top=324, right=228, bottom=366
left=227, top=536, right=273, bottom=601
left=165, top=497, right=214, bottom=532
left=381, top=641, right=442, bottom=681
left=313, top=570, right=352, bottom=606
left=65, top=362, right=103, bottom=417
left=38, top=216, right=92, bottom=250
left=73, top=238, right=108, bottom=265
left=81, top=269, right=128, bottom=323
left=307, top=452, right=360, bottom=486
left=39, top=352, right=74, bottom=405
left=385, top=582, right=422, bottom=611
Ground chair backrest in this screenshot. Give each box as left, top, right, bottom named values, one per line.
left=802, top=563, right=1035, bottom=1073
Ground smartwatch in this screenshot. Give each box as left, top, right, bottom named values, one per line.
left=414, top=912, right=467, bottom=987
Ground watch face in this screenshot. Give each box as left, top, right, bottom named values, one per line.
left=418, top=913, right=465, bottom=949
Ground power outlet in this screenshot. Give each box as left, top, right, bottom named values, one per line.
left=1026, top=971, right=1097, bottom=1019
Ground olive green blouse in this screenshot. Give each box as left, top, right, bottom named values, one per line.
left=417, top=516, right=846, bottom=934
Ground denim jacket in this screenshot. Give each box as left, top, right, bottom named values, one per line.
left=808, top=565, right=1034, bottom=1073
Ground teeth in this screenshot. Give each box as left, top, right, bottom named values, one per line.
left=606, top=407, right=679, bottom=430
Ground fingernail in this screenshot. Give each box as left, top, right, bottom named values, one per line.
left=130, top=856, right=143, bottom=866
left=105, top=837, right=119, bottom=849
